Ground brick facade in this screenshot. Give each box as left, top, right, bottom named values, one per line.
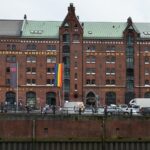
left=0, top=4, right=150, bottom=108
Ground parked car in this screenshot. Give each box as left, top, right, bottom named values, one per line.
left=96, top=106, right=104, bottom=115
left=140, top=107, right=150, bottom=116
left=118, top=104, right=140, bottom=116
left=82, top=107, right=95, bottom=115
left=106, top=104, right=130, bottom=116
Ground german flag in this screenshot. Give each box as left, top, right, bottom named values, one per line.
left=54, top=63, right=63, bottom=87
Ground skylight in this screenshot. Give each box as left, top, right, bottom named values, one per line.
left=30, top=30, right=43, bottom=34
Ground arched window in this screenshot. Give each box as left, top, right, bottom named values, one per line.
left=5, top=91, right=16, bottom=105
left=26, top=91, right=36, bottom=108
left=105, top=92, right=116, bottom=105
left=144, top=92, right=150, bottom=98
left=125, top=92, right=135, bottom=104
left=86, top=91, right=96, bottom=106
left=46, top=92, right=56, bottom=105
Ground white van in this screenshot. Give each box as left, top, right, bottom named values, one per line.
left=62, top=101, right=85, bottom=114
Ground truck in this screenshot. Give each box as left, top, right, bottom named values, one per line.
left=129, top=98, right=150, bottom=108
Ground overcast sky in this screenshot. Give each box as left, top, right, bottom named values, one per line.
left=0, top=0, right=150, bottom=22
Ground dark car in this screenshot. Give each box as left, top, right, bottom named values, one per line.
left=140, top=107, right=150, bottom=116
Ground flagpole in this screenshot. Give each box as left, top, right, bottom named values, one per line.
left=16, top=61, right=19, bottom=112
left=59, top=88, right=61, bottom=107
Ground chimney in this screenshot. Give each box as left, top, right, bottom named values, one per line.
left=127, top=17, right=132, bottom=25
left=68, top=3, right=75, bottom=14
left=24, top=14, right=27, bottom=20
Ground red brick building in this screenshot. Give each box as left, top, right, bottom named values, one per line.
left=0, top=3, right=150, bottom=108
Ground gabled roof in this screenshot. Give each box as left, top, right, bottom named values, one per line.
left=0, top=19, right=150, bottom=39
left=0, top=20, right=23, bottom=36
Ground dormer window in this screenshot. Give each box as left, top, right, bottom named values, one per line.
left=64, top=23, right=69, bottom=27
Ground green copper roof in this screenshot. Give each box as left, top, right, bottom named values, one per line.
left=134, top=23, right=150, bottom=38
left=22, top=20, right=61, bottom=38
left=83, top=22, right=126, bottom=39
left=21, top=20, right=150, bottom=39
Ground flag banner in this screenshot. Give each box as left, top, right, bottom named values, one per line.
left=54, top=63, right=63, bottom=87
left=10, top=63, right=17, bottom=88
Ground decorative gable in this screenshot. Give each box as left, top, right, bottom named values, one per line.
left=60, top=3, right=83, bottom=33
left=123, top=17, right=140, bottom=38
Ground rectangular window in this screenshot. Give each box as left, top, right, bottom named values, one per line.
left=86, top=57, right=90, bottom=63
left=145, top=57, right=149, bottom=64
left=26, top=79, right=31, bottom=84
left=47, top=45, right=56, bottom=51
left=26, top=56, right=36, bottom=63
left=6, top=79, right=10, bottom=85
left=26, top=67, right=36, bottom=74
left=32, top=79, right=36, bottom=84
left=91, top=79, right=96, bottom=85
left=86, top=45, right=96, bottom=52
left=73, top=34, right=80, bottom=43
left=75, top=84, right=77, bottom=90
left=46, top=79, right=54, bottom=85
left=47, top=68, right=51, bottom=73
left=91, top=68, right=96, bottom=74
left=75, top=73, right=77, bottom=79
left=63, top=34, right=70, bottom=43
left=106, top=45, right=116, bottom=52
left=74, top=62, right=77, bottom=68
left=26, top=79, right=36, bottom=85
left=32, top=67, right=36, bottom=74
left=6, top=67, right=10, bottom=73
left=106, top=68, right=110, bottom=75
left=6, top=56, right=16, bottom=63
left=12, top=45, right=16, bottom=50
left=26, top=44, right=36, bottom=50
left=91, top=56, right=96, bottom=63
left=74, top=51, right=78, bottom=58
left=111, top=68, right=115, bottom=75
left=86, top=68, right=90, bottom=74
left=145, top=68, right=149, bottom=75
left=86, top=79, right=90, bottom=85
left=26, top=67, right=31, bottom=73
left=47, top=56, right=56, bottom=63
